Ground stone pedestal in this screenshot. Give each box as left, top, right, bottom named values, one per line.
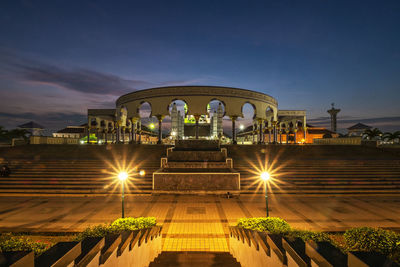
left=153, top=140, right=240, bottom=194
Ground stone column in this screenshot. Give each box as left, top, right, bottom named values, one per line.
left=294, top=128, right=298, bottom=144
left=268, top=127, right=272, bottom=143
left=87, top=127, right=90, bottom=144
left=138, top=120, right=142, bottom=144
left=95, top=128, right=99, bottom=144
left=258, top=119, right=263, bottom=144
left=252, top=122, right=257, bottom=145
left=131, top=118, right=137, bottom=144
left=128, top=128, right=132, bottom=143
left=121, top=126, right=126, bottom=144
left=231, top=116, right=238, bottom=144
left=194, top=115, right=201, bottom=140
left=104, top=130, right=108, bottom=144
left=286, top=130, right=290, bottom=144
left=272, top=121, right=277, bottom=143
left=303, top=126, right=307, bottom=143
left=156, top=115, right=164, bottom=144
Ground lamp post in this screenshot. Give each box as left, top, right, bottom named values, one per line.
left=118, top=170, right=145, bottom=218
left=261, top=172, right=270, bottom=217
left=118, top=172, right=128, bottom=218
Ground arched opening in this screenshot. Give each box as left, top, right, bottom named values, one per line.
left=207, top=100, right=226, bottom=141
left=168, top=100, right=187, bottom=141
left=138, top=102, right=156, bottom=144
left=238, top=103, right=256, bottom=144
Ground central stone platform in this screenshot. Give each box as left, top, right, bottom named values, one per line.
left=152, top=140, right=240, bottom=193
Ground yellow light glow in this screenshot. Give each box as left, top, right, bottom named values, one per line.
left=118, top=172, right=128, bottom=181
left=261, top=172, right=270, bottom=181
left=139, top=170, right=145, bottom=176
left=149, top=123, right=155, bottom=129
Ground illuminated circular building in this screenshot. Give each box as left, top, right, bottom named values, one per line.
left=87, top=86, right=308, bottom=144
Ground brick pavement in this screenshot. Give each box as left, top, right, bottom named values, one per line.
left=0, top=194, right=400, bottom=252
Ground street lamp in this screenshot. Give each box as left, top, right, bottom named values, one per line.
left=260, top=171, right=270, bottom=217
left=118, top=170, right=145, bottom=218
left=118, top=171, right=128, bottom=218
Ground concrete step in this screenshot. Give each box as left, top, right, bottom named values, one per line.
left=149, top=252, right=240, bottom=267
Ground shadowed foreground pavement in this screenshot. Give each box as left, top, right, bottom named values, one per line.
left=0, top=194, right=399, bottom=252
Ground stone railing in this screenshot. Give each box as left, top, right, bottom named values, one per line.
left=313, top=137, right=362, bottom=145
left=30, top=136, right=80, bottom=145
left=229, top=226, right=397, bottom=267
left=0, top=226, right=162, bottom=267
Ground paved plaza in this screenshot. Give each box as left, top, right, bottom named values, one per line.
left=0, top=194, right=399, bottom=252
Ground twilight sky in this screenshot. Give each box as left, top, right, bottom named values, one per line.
left=0, top=0, right=399, bottom=134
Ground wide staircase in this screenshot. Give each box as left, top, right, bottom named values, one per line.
left=229, top=145, right=400, bottom=194
left=0, top=144, right=399, bottom=195
left=149, top=252, right=240, bottom=267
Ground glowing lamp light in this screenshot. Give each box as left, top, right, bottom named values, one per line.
left=118, top=172, right=128, bottom=181
left=261, top=172, right=270, bottom=181
left=240, top=124, right=244, bottom=130
left=139, top=170, right=145, bottom=176
left=149, top=123, right=155, bottom=129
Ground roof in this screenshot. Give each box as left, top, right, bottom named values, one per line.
left=307, top=128, right=336, bottom=135
left=18, top=121, right=44, bottom=129
left=347, top=123, right=372, bottom=130
left=56, top=127, right=85, bottom=134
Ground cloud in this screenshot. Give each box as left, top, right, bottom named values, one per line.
left=0, top=50, right=153, bottom=96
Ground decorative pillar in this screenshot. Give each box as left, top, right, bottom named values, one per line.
left=258, top=119, right=263, bottom=144
left=294, top=128, right=298, bottom=144
left=268, top=127, right=272, bottom=143
left=138, top=120, right=142, bottom=144
left=272, top=121, right=277, bottom=143
left=286, top=130, right=289, bottom=144
left=231, top=116, right=238, bottom=144
left=131, top=118, right=138, bottom=144
left=87, top=127, right=90, bottom=144
left=194, top=115, right=201, bottom=140
left=95, top=128, right=99, bottom=144
left=252, top=124, right=256, bottom=144
left=303, top=126, right=307, bottom=143
left=156, top=115, right=164, bottom=144
left=104, top=130, right=108, bottom=144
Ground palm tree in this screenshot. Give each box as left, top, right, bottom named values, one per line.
left=362, top=128, right=382, bottom=140
left=383, top=131, right=400, bottom=143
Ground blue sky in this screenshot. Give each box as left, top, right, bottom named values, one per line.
left=0, top=0, right=399, bottom=133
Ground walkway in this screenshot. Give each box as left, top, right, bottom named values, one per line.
left=0, top=194, right=400, bottom=252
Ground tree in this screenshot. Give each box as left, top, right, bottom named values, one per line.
left=5, top=129, right=30, bottom=141
left=362, top=128, right=382, bottom=140
left=382, top=131, right=400, bottom=143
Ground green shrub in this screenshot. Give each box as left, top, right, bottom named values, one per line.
left=110, top=217, right=156, bottom=232
left=236, top=217, right=291, bottom=234
left=344, top=227, right=400, bottom=255
left=285, top=229, right=331, bottom=243
left=0, top=233, right=51, bottom=256
left=76, top=217, right=157, bottom=241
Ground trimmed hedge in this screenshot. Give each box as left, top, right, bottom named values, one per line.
left=0, top=233, right=51, bottom=256
left=0, top=217, right=157, bottom=257
left=237, top=218, right=400, bottom=263
left=236, top=217, right=291, bottom=234
left=344, top=227, right=400, bottom=255
left=76, top=217, right=157, bottom=240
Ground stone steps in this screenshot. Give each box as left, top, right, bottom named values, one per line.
left=149, top=252, right=240, bottom=267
